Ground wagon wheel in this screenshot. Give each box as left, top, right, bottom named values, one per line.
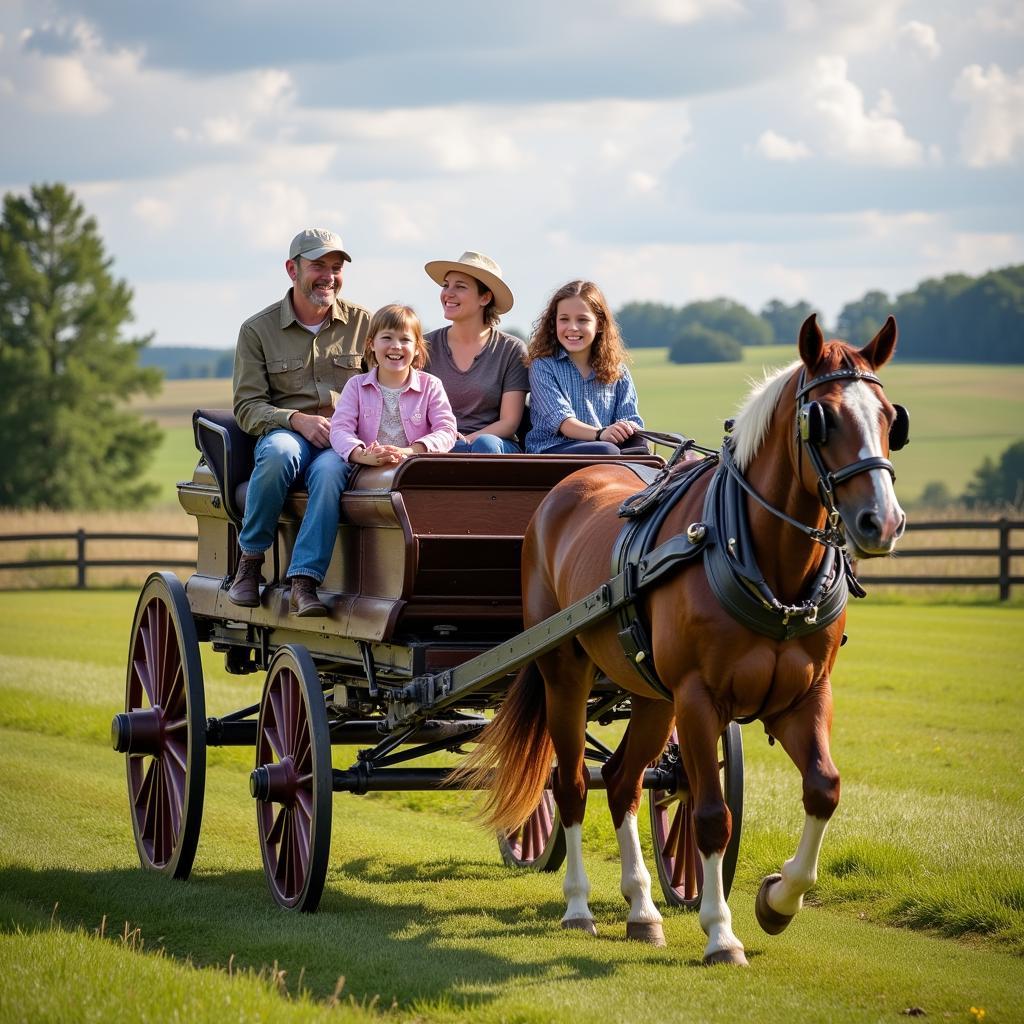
left=497, top=789, right=566, bottom=871
left=648, top=721, right=743, bottom=909
left=250, top=645, right=333, bottom=912
left=112, top=571, right=206, bottom=880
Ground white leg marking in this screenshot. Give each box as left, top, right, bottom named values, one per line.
left=767, top=814, right=830, bottom=917
left=615, top=812, right=662, bottom=924
left=699, top=851, right=744, bottom=959
left=561, top=823, right=593, bottom=924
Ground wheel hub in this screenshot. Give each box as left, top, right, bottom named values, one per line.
left=250, top=756, right=297, bottom=804
left=111, top=706, right=165, bottom=756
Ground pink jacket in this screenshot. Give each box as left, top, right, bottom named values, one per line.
left=329, top=367, right=457, bottom=462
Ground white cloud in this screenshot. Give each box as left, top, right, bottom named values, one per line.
left=200, top=115, right=248, bottom=146
left=974, top=3, right=1024, bottom=35
left=809, top=56, right=927, bottom=166
left=753, top=130, right=811, bottom=161
left=627, top=171, right=659, bottom=195
left=628, top=0, right=746, bottom=24
left=22, top=53, right=109, bottom=113
left=952, top=63, right=1024, bottom=167
left=132, top=197, right=174, bottom=230
left=898, top=20, right=941, bottom=60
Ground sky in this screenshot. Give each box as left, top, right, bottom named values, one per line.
left=1, top=0, right=1022, bottom=348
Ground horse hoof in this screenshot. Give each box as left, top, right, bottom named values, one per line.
left=703, top=947, right=749, bottom=967
left=755, top=873, right=795, bottom=935
left=626, top=921, right=666, bottom=947
left=561, top=917, right=598, bottom=936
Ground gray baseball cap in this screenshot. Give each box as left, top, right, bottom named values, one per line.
left=288, top=228, right=351, bottom=262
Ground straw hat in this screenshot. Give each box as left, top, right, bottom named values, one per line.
left=424, top=251, right=514, bottom=314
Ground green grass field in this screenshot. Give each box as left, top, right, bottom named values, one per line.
left=2, top=592, right=1022, bottom=1022
left=138, top=350, right=1024, bottom=509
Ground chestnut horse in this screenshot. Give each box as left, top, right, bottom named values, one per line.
left=459, top=315, right=907, bottom=965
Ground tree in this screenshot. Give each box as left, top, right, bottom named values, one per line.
left=668, top=324, right=742, bottom=363
left=0, top=183, right=162, bottom=508
left=678, top=298, right=774, bottom=346
left=617, top=301, right=686, bottom=348
left=760, top=299, right=824, bottom=344
left=962, top=440, right=1024, bottom=509
left=836, top=290, right=893, bottom=345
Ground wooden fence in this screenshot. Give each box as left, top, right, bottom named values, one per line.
left=0, top=530, right=195, bottom=589
left=0, top=519, right=1022, bottom=598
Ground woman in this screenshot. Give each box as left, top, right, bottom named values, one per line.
left=423, top=251, right=528, bottom=453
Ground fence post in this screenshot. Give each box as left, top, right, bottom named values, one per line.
left=76, top=529, right=87, bottom=590
left=998, top=517, right=1010, bottom=601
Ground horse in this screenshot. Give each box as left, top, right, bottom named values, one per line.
left=457, top=314, right=907, bottom=965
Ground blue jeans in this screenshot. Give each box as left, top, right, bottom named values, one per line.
left=541, top=438, right=651, bottom=456
left=452, top=434, right=521, bottom=454
left=238, top=429, right=354, bottom=582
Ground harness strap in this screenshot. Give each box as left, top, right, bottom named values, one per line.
left=612, top=456, right=718, bottom=699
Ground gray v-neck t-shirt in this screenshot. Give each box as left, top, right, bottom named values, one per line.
left=424, top=327, right=528, bottom=435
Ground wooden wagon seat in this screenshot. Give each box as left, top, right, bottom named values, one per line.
left=192, top=408, right=664, bottom=635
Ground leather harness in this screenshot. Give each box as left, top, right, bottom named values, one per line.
left=609, top=365, right=896, bottom=702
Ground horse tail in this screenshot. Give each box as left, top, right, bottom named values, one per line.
left=452, top=661, right=553, bottom=834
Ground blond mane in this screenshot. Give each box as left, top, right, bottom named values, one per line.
left=729, top=360, right=800, bottom=471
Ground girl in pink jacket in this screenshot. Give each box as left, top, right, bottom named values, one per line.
left=330, top=304, right=457, bottom=467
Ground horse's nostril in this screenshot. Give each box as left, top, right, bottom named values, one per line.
left=856, top=509, right=881, bottom=539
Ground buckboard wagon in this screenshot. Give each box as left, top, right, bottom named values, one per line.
left=112, top=409, right=743, bottom=913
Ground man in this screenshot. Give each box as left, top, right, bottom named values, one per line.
left=228, top=228, right=370, bottom=615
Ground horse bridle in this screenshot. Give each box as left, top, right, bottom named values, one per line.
left=723, top=365, right=909, bottom=549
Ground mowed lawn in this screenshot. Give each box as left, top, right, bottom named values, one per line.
left=1, top=591, right=1022, bottom=1023
left=136, top=349, right=1024, bottom=508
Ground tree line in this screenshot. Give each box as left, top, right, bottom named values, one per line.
left=617, top=269, right=1024, bottom=365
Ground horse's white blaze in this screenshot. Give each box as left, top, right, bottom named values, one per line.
left=845, top=381, right=903, bottom=522
left=615, top=812, right=662, bottom=924
left=766, top=814, right=830, bottom=916
left=698, top=851, right=745, bottom=958
left=561, top=823, right=594, bottom=924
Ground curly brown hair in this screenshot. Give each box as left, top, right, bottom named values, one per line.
left=364, top=304, right=427, bottom=370
left=526, top=280, right=629, bottom=385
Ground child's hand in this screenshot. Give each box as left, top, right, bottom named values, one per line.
left=375, top=444, right=410, bottom=463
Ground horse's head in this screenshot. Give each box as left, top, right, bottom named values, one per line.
left=796, top=314, right=908, bottom=557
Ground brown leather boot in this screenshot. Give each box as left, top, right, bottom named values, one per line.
left=289, top=575, right=327, bottom=617
left=228, top=553, right=264, bottom=607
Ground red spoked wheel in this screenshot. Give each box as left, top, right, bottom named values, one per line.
left=648, top=721, right=743, bottom=909
left=497, top=789, right=566, bottom=871
left=251, top=645, right=332, bottom=912
left=112, top=572, right=206, bottom=880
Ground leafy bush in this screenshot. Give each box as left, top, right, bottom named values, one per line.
left=668, top=325, right=742, bottom=363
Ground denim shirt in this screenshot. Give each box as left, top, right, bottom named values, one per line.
left=525, top=350, right=643, bottom=453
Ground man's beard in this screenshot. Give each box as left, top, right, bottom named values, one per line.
left=301, top=278, right=335, bottom=308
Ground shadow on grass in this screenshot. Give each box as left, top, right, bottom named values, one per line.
left=0, top=860, right=635, bottom=1009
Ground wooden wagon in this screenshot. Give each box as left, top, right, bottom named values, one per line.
left=111, top=411, right=743, bottom=911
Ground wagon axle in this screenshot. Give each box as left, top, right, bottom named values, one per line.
left=248, top=763, right=679, bottom=798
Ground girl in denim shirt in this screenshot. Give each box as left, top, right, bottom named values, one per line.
left=525, top=281, right=646, bottom=455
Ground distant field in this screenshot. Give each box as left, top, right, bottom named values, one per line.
left=132, top=349, right=1024, bottom=508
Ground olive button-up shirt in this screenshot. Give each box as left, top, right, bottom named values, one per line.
left=233, top=290, right=371, bottom=436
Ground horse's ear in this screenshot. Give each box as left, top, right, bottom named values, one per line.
left=860, top=315, right=898, bottom=369
left=798, top=313, right=824, bottom=369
